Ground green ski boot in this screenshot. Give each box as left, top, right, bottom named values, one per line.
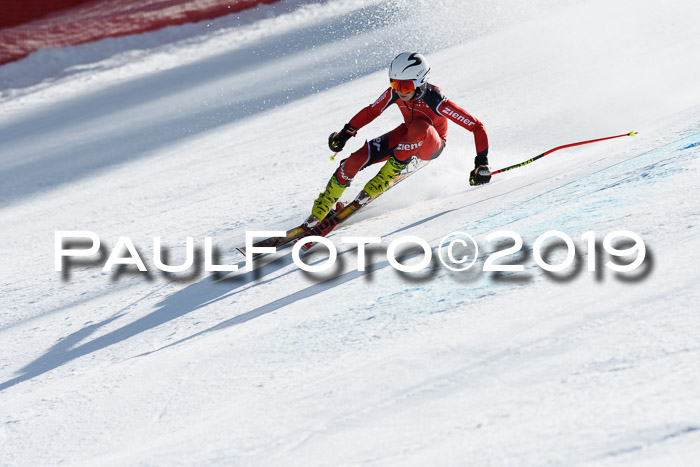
left=362, top=156, right=406, bottom=198
left=305, top=175, right=349, bottom=227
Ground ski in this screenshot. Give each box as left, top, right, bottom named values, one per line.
left=235, top=225, right=309, bottom=258
left=236, top=157, right=430, bottom=257
left=235, top=206, right=343, bottom=258
left=299, top=193, right=369, bottom=251
left=300, top=157, right=430, bottom=251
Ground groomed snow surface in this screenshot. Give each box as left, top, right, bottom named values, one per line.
left=1, top=0, right=700, bottom=465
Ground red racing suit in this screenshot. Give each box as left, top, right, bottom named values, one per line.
left=335, top=83, right=489, bottom=185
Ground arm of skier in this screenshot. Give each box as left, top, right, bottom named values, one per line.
left=436, top=99, right=488, bottom=159
left=329, top=88, right=397, bottom=152
left=436, top=99, right=492, bottom=185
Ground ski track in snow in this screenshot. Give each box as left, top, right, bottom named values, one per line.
left=1, top=0, right=700, bottom=465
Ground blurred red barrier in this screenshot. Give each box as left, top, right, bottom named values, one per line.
left=0, top=0, right=280, bottom=65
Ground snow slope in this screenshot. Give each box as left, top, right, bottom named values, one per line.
left=1, top=0, right=700, bottom=465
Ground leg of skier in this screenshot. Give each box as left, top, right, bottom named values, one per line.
left=363, top=119, right=444, bottom=198
left=306, top=120, right=443, bottom=226
left=307, top=125, right=408, bottom=225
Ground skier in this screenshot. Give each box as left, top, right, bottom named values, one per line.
left=305, top=52, right=491, bottom=228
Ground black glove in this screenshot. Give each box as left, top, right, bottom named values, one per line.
left=469, top=165, right=492, bottom=186
left=469, top=150, right=491, bottom=186
left=328, top=123, right=357, bottom=152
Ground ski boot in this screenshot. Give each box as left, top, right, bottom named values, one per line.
left=362, top=156, right=406, bottom=198
left=304, top=175, right=349, bottom=228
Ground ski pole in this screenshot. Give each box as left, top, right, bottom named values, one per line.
left=491, top=131, right=637, bottom=176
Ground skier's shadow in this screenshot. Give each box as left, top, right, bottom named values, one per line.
left=0, top=250, right=303, bottom=392
left=1, top=233, right=442, bottom=392
left=139, top=244, right=441, bottom=355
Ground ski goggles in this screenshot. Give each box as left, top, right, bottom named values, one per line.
left=390, top=78, right=417, bottom=94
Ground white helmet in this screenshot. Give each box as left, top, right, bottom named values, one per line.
left=388, top=52, right=430, bottom=95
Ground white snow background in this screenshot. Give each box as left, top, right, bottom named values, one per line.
left=1, top=0, right=700, bottom=465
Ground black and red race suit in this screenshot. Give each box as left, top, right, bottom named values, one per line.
left=335, top=84, right=489, bottom=185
